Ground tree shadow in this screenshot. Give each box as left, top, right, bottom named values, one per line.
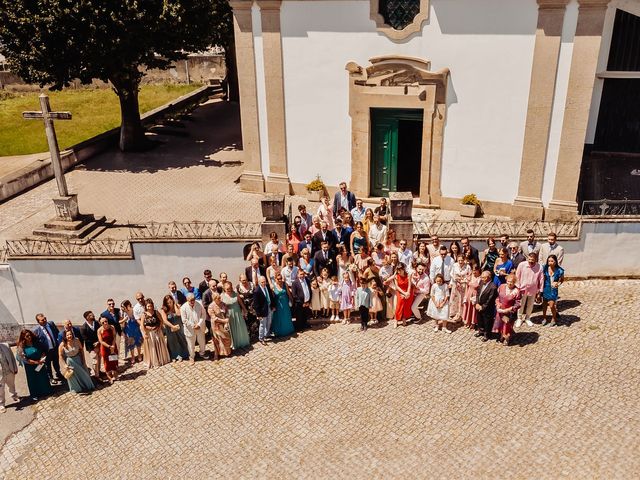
left=80, top=100, right=242, bottom=174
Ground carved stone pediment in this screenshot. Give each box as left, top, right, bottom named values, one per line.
left=346, top=55, right=449, bottom=101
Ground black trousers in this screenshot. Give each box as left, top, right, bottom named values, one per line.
left=45, top=347, right=62, bottom=379
left=478, top=310, right=494, bottom=337
left=294, top=304, right=310, bottom=331
left=359, top=306, right=370, bottom=329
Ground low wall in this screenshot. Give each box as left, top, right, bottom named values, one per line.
left=0, top=241, right=249, bottom=342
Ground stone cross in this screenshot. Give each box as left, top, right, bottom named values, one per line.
left=23, top=94, right=79, bottom=221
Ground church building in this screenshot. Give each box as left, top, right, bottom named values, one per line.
left=229, top=0, right=640, bottom=220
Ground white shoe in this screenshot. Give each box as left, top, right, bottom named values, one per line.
left=525, top=319, right=534, bottom=327
left=0, top=406, right=5, bottom=413
left=515, top=319, right=522, bottom=328
left=444, top=328, right=452, bottom=334
left=433, top=326, right=440, bottom=332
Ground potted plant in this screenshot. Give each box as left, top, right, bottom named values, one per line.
left=460, top=194, right=482, bottom=218
left=306, top=175, right=326, bottom=202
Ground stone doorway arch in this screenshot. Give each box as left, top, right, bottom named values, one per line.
left=346, top=55, right=449, bottom=206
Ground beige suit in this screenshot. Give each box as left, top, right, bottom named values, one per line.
left=0, top=342, right=18, bottom=407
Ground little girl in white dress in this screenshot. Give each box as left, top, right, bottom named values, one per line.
left=427, top=274, right=451, bottom=333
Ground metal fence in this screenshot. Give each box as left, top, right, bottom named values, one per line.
left=580, top=199, right=640, bottom=217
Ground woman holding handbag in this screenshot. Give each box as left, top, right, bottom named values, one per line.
left=98, top=316, right=119, bottom=384
left=58, top=330, right=94, bottom=394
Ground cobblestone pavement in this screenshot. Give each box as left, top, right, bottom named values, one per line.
left=1, top=280, right=638, bottom=479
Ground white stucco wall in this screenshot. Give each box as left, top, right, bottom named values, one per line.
left=277, top=0, right=539, bottom=204
left=0, top=242, right=248, bottom=330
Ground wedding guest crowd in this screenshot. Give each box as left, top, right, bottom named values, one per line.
left=1, top=184, right=567, bottom=410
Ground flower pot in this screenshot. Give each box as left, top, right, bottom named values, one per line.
left=459, top=203, right=479, bottom=218
left=307, top=190, right=323, bottom=202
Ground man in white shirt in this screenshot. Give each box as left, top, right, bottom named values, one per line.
left=133, top=291, right=146, bottom=321
left=368, top=214, right=387, bottom=250
left=429, top=246, right=454, bottom=283
left=538, top=232, right=564, bottom=265
left=350, top=199, right=366, bottom=223
left=397, top=239, right=413, bottom=267
left=411, top=264, right=431, bottom=321
left=281, top=257, right=299, bottom=287
left=180, top=293, right=208, bottom=364
left=427, top=235, right=441, bottom=260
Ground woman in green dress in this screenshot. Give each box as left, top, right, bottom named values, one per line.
left=160, top=295, right=189, bottom=362
left=221, top=281, right=251, bottom=349
left=16, top=329, right=52, bottom=401
left=271, top=273, right=295, bottom=337
left=58, top=330, right=94, bottom=394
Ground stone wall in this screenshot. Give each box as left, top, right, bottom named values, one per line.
left=0, top=54, right=226, bottom=89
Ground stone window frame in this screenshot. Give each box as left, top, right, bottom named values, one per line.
left=370, top=0, right=430, bottom=41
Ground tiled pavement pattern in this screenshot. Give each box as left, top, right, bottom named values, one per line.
left=1, top=280, right=638, bottom=479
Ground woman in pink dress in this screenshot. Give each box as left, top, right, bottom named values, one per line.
left=449, top=254, right=471, bottom=321
left=462, top=265, right=482, bottom=328
left=493, top=273, right=522, bottom=346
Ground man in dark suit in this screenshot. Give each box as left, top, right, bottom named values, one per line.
left=298, top=231, right=314, bottom=257
left=474, top=271, right=498, bottom=342
left=245, top=256, right=266, bottom=287
left=291, top=270, right=312, bottom=332
left=253, top=276, right=276, bottom=344
left=80, top=311, right=101, bottom=378
left=100, top=299, right=123, bottom=337
left=313, top=241, right=335, bottom=277
left=168, top=281, right=187, bottom=307
left=56, top=319, right=83, bottom=344
left=508, top=242, right=526, bottom=270
left=461, top=236, right=481, bottom=268
left=312, top=222, right=336, bottom=254
left=198, top=269, right=213, bottom=297
left=332, top=217, right=353, bottom=254
left=333, top=182, right=356, bottom=218
left=33, top=313, right=62, bottom=383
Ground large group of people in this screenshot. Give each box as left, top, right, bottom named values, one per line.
left=0, top=182, right=568, bottom=411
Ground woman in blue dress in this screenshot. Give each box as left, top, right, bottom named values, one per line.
left=542, top=254, right=565, bottom=326
left=58, top=330, right=94, bottom=394
left=350, top=222, right=369, bottom=256
left=160, top=295, right=189, bottom=362
left=271, top=273, right=295, bottom=337
left=16, top=329, right=52, bottom=401
left=120, top=300, right=144, bottom=364
left=492, top=248, right=514, bottom=286
left=298, top=248, right=314, bottom=277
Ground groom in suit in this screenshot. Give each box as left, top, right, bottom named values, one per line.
left=253, top=276, right=276, bottom=345
left=33, top=313, right=62, bottom=383
left=474, top=271, right=498, bottom=342
left=291, top=270, right=312, bottom=332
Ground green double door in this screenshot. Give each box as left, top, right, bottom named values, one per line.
left=370, top=108, right=423, bottom=197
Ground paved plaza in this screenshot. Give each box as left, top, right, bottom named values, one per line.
left=0, top=279, right=638, bottom=479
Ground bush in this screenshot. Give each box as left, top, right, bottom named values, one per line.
left=306, top=175, right=326, bottom=192
left=461, top=193, right=482, bottom=207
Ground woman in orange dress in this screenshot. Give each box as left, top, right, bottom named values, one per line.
left=392, top=263, right=413, bottom=328
left=207, top=296, right=233, bottom=360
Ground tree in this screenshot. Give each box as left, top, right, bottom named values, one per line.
left=0, top=0, right=233, bottom=151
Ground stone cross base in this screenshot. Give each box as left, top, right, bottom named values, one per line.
left=389, top=220, right=415, bottom=249
left=53, top=195, right=80, bottom=221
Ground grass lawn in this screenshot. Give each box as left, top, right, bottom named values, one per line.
left=0, top=84, right=201, bottom=156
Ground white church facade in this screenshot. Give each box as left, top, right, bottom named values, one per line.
left=230, top=0, right=640, bottom=220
